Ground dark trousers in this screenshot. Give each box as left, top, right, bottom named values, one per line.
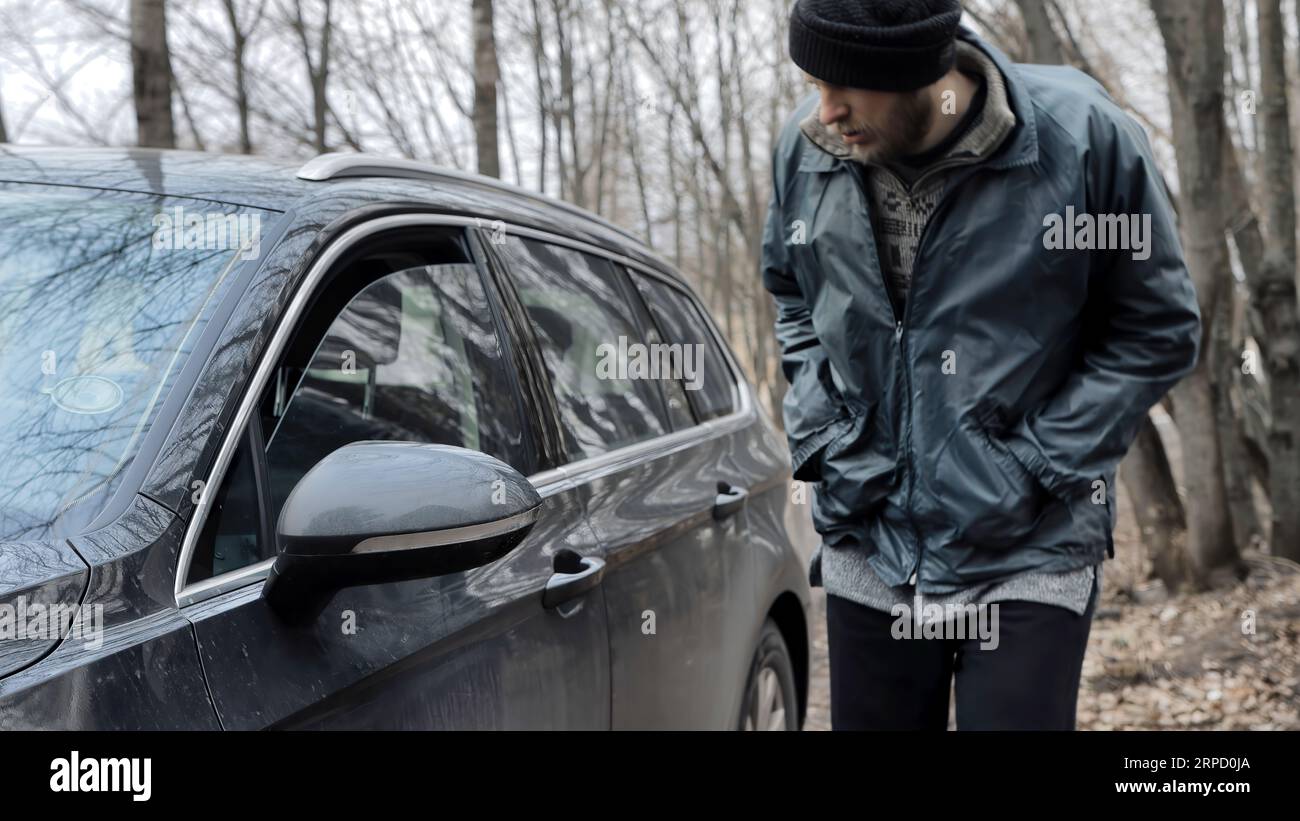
left=825, top=583, right=1097, bottom=730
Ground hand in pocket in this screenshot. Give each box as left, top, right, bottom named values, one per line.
left=933, top=420, right=1048, bottom=549
left=816, top=401, right=898, bottom=524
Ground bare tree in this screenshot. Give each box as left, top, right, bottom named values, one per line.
left=525, top=0, right=550, bottom=191
left=1012, top=0, right=1066, bottom=63
left=1226, top=0, right=1257, bottom=166
left=620, top=59, right=654, bottom=244
left=472, top=0, right=501, bottom=177
left=222, top=0, right=269, bottom=153
left=1150, top=0, right=1239, bottom=583
left=551, top=0, right=575, bottom=202
left=130, top=0, right=176, bottom=147
left=1121, top=417, right=1192, bottom=590
left=285, top=0, right=334, bottom=153
left=1253, top=0, right=1300, bottom=559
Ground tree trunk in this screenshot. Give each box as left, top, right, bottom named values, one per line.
left=1213, top=282, right=1264, bottom=551
left=554, top=0, right=580, bottom=206
left=220, top=0, right=254, bottom=153
left=667, top=104, right=682, bottom=267
left=1169, top=372, right=1236, bottom=580
left=472, top=0, right=501, bottom=179
left=285, top=0, right=333, bottom=152
left=529, top=0, right=548, bottom=193
left=1151, top=0, right=1239, bottom=580
left=621, top=60, right=653, bottom=244
left=130, top=0, right=176, bottom=148
left=500, top=73, right=523, bottom=186
left=590, top=24, right=616, bottom=213
left=313, top=1, right=331, bottom=153
left=1120, top=415, right=1192, bottom=592
left=549, top=0, right=571, bottom=201
left=1229, top=0, right=1257, bottom=161
left=1255, top=0, right=1300, bottom=559
left=1012, top=0, right=1066, bottom=64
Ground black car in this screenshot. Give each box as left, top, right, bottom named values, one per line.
left=0, top=147, right=812, bottom=730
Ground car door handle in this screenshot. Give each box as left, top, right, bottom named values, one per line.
left=543, top=552, right=606, bottom=609
left=713, top=482, right=749, bottom=520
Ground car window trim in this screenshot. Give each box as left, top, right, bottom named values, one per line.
left=175, top=213, right=753, bottom=609
left=464, top=230, right=546, bottom=473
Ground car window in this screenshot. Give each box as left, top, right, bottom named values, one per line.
left=630, top=273, right=737, bottom=422
left=0, top=185, right=260, bottom=542
left=186, top=260, right=525, bottom=585
left=616, top=265, right=694, bottom=431
left=496, top=237, right=673, bottom=460
left=189, top=427, right=266, bottom=582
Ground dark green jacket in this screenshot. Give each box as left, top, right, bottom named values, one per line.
left=762, top=29, right=1201, bottom=593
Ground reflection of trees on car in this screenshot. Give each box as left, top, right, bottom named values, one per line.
left=0, top=186, right=253, bottom=541
left=263, top=265, right=514, bottom=526
left=507, top=237, right=670, bottom=460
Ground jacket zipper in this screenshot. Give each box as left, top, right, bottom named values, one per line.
left=852, top=161, right=979, bottom=588
left=849, top=164, right=923, bottom=585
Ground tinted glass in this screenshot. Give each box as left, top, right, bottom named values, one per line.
left=264, top=263, right=526, bottom=525
left=498, top=237, right=671, bottom=460
left=189, top=429, right=264, bottom=582
left=631, top=274, right=737, bottom=421
left=617, top=266, right=694, bottom=431
left=185, top=261, right=523, bottom=584
left=0, top=185, right=261, bottom=541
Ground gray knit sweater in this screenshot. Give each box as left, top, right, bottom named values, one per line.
left=799, top=40, right=1101, bottom=619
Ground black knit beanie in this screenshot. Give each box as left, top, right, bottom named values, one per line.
left=789, top=0, right=964, bottom=91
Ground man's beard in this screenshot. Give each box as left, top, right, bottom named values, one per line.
left=832, top=90, right=934, bottom=164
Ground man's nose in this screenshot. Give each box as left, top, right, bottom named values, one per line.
left=818, top=97, right=847, bottom=126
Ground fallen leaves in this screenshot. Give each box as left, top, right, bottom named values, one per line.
left=1079, top=528, right=1300, bottom=731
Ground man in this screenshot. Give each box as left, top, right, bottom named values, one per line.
left=762, top=0, right=1200, bottom=730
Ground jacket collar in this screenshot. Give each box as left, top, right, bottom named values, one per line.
left=963, top=26, right=1038, bottom=170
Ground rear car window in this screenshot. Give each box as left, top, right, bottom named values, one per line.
left=630, top=273, right=738, bottom=422
left=496, top=236, right=674, bottom=460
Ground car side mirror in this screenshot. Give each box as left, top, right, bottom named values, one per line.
left=262, top=441, right=541, bottom=624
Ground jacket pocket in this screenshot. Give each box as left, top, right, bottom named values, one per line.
left=931, top=406, right=1050, bottom=549
left=786, top=355, right=853, bottom=482
left=790, top=411, right=853, bottom=483
left=814, top=400, right=899, bottom=526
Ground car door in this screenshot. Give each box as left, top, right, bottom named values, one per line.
left=180, top=221, right=610, bottom=729
left=613, top=267, right=760, bottom=729
left=487, top=233, right=757, bottom=729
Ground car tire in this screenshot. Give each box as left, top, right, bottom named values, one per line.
left=738, top=618, right=798, bottom=731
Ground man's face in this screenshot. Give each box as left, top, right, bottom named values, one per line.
left=806, top=75, right=934, bottom=163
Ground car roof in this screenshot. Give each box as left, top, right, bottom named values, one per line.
left=0, top=146, right=665, bottom=272
left=0, top=145, right=308, bottom=210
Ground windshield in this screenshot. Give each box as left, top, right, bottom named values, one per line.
left=0, top=185, right=270, bottom=541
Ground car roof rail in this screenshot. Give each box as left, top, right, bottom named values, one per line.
left=296, top=152, right=643, bottom=245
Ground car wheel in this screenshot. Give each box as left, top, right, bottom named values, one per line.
left=738, top=618, right=798, bottom=731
